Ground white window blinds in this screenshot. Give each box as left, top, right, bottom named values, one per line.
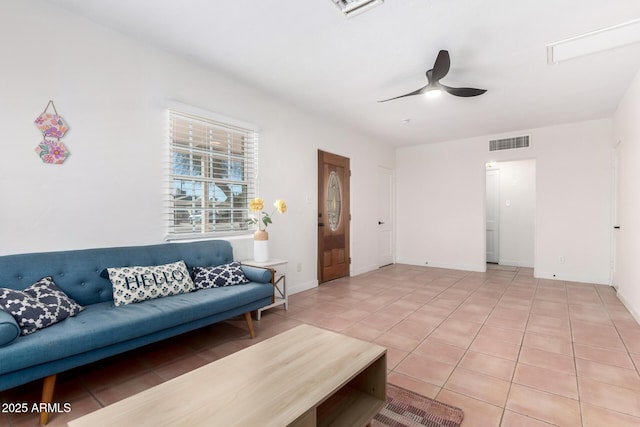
left=166, top=110, right=258, bottom=239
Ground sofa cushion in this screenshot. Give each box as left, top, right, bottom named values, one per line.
left=0, top=282, right=273, bottom=374
left=0, top=277, right=84, bottom=335
left=0, top=309, right=20, bottom=347
left=193, top=262, right=250, bottom=289
left=107, top=260, right=195, bottom=306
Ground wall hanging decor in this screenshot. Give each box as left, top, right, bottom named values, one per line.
left=34, top=100, right=70, bottom=164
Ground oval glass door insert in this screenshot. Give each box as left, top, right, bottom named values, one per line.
left=327, top=171, right=341, bottom=231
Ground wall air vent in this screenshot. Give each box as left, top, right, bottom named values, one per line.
left=331, top=0, right=384, bottom=18
left=489, top=135, right=530, bottom=152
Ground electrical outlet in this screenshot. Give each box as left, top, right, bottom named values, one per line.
left=559, top=256, right=565, bottom=264
left=297, top=262, right=302, bottom=272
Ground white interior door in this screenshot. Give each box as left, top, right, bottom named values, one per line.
left=486, top=169, right=500, bottom=263
left=377, top=166, right=394, bottom=267
left=612, top=143, right=621, bottom=285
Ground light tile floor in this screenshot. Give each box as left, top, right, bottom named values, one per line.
left=2, top=264, right=640, bottom=426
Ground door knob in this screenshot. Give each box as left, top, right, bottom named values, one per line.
left=378, top=221, right=385, bottom=225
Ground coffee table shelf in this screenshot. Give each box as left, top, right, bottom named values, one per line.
left=316, top=386, right=385, bottom=427
left=300, top=348, right=386, bottom=427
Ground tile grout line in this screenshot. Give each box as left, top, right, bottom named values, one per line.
left=496, top=267, right=538, bottom=427
left=430, top=268, right=522, bottom=421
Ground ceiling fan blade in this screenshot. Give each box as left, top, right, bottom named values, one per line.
left=431, top=50, right=450, bottom=82
left=440, top=84, right=487, bottom=97
left=378, top=84, right=429, bottom=102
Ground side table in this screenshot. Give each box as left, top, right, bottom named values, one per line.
left=243, top=259, right=287, bottom=320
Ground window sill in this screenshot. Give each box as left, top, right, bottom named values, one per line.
left=165, top=232, right=253, bottom=243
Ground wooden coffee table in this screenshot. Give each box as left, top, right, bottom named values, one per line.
left=68, top=325, right=387, bottom=427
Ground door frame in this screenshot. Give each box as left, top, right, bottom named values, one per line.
left=611, top=141, right=621, bottom=286
left=317, top=150, right=351, bottom=283
left=485, top=167, right=500, bottom=264
left=377, top=165, right=394, bottom=267
left=484, top=159, right=536, bottom=269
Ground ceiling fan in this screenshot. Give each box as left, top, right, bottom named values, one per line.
left=379, top=50, right=487, bottom=102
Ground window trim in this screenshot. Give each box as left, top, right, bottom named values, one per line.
left=163, top=101, right=260, bottom=134
left=163, top=101, right=259, bottom=241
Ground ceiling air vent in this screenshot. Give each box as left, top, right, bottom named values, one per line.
left=489, top=135, right=530, bottom=152
left=331, top=0, right=384, bottom=18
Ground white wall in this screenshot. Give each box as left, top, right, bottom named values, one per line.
left=496, top=160, right=536, bottom=268
left=397, top=139, right=486, bottom=271
left=396, top=119, right=612, bottom=284
left=613, top=67, right=640, bottom=320
left=0, top=1, right=395, bottom=293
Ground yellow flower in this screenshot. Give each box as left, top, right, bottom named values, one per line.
left=249, top=198, right=264, bottom=212
left=247, top=197, right=286, bottom=230
left=274, top=199, right=287, bottom=214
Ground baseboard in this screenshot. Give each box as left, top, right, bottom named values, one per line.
left=396, top=259, right=486, bottom=273
left=430, top=262, right=485, bottom=272
left=288, top=279, right=317, bottom=295
left=351, top=264, right=380, bottom=276
left=615, top=290, right=640, bottom=325
left=534, top=271, right=610, bottom=285
left=289, top=265, right=385, bottom=295
left=498, top=259, right=534, bottom=268
left=288, top=264, right=388, bottom=295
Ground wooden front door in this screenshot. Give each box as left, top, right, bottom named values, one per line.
left=318, top=150, right=350, bottom=283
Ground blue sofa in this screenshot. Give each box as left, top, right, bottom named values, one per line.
left=0, top=240, right=273, bottom=424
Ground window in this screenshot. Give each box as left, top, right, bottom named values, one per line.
left=166, top=109, right=258, bottom=239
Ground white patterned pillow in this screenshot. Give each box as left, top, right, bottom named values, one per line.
left=0, top=276, right=84, bottom=335
left=192, top=262, right=249, bottom=289
left=107, top=260, right=195, bottom=306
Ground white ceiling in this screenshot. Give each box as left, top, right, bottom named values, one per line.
left=49, top=0, right=640, bottom=146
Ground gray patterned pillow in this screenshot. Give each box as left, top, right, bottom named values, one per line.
left=192, top=262, right=250, bottom=289
left=107, top=260, right=195, bottom=306
left=0, top=276, right=84, bottom=335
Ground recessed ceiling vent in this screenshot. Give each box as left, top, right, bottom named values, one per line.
left=489, top=135, right=530, bottom=152
left=331, top=0, right=384, bottom=18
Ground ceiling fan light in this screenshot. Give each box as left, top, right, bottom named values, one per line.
left=425, top=89, right=442, bottom=99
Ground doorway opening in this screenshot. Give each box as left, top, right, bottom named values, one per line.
left=485, top=159, right=536, bottom=269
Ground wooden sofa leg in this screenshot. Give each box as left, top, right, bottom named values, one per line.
left=39, top=374, right=57, bottom=425
left=244, top=312, right=256, bottom=339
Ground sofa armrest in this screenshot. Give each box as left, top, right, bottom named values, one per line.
left=0, top=309, right=20, bottom=347
left=241, top=265, right=273, bottom=284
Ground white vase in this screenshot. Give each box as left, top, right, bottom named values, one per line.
left=254, top=230, right=269, bottom=262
